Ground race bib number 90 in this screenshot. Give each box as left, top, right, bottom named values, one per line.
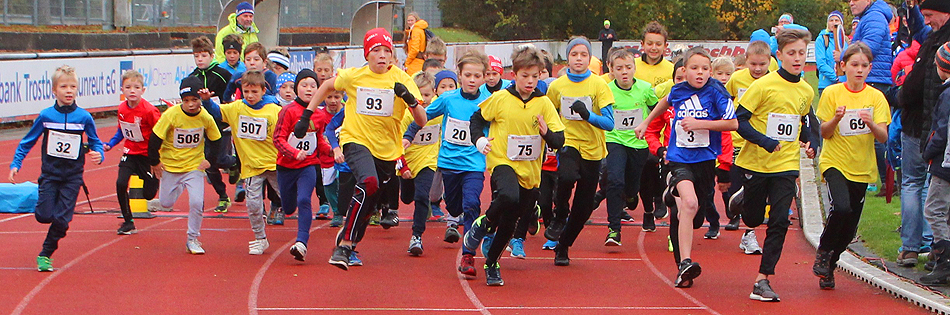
left=46, top=130, right=81, bottom=160
left=288, top=132, right=317, bottom=155
left=356, top=86, right=395, bottom=116
left=237, top=115, right=268, bottom=141
left=766, top=113, right=800, bottom=142
left=560, top=96, right=593, bottom=121
left=838, top=108, right=872, bottom=136
left=507, top=135, right=543, bottom=161
left=444, top=117, right=472, bottom=146
left=614, top=109, right=643, bottom=131
left=413, top=124, right=441, bottom=146
left=173, top=127, right=203, bottom=149
left=674, top=121, right=710, bottom=148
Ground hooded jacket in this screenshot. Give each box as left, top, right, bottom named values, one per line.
left=851, top=0, right=895, bottom=85
left=815, top=28, right=843, bottom=89
left=189, top=61, right=232, bottom=102
left=214, top=13, right=260, bottom=64
left=11, top=103, right=105, bottom=180
left=404, top=19, right=429, bottom=74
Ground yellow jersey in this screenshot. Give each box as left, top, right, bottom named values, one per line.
left=403, top=113, right=442, bottom=177
left=547, top=74, right=615, bottom=160
left=735, top=71, right=815, bottom=174
left=219, top=100, right=281, bottom=178
left=152, top=105, right=222, bottom=173
left=635, top=58, right=674, bottom=87
left=816, top=83, right=891, bottom=183
left=654, top=79, right=675, bottom=99
left=336, top=65, right=422, bottom=161
left=725, top=68, right=764, bottom=149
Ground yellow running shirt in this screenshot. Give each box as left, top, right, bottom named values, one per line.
left=152, top=105, right=222, bottom=173
left=403, top=113, right=442, bottom=177
left=635, top=57, right=674, bottom=87
left=816, top=83, right=891, bottom=183
left=735, top=71, right=815, bottom=174
left=725, top=68, right=765, bottom=149
left=654, top=79, right=675, bottom=99
left=336, top=65, right=422, bottom=161
left=219, top=100, right=281, bottom=178
left=547, top=74, right=614, bottom=160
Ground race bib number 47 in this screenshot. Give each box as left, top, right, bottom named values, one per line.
left=356, top=86, right=395, bottom=116
left=46, top=130, right=81, bottom=160
left=614, top=109, right=643, bottom=131
left=507, top=135, right=543, bottom=161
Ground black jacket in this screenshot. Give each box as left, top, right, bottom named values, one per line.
left=900, top=21, right=950, bottom=138
left=923, top=81, right=950, bottom=182
left=189, top=62, right=232, bottom=101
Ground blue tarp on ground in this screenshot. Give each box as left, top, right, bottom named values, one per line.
left=0, top=182, right=38, bottom=213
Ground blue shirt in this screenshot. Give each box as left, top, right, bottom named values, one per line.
left=324, top=108, right=351, bottom=173
left=666, top=80, right=735, bottom=164
left=424, top=89, right=488, bottom=172
left=478, top=79, right=511, bottom=96
left=12, top=103, right=105, bottom=180
left=221, top=61, right=247, bottom=76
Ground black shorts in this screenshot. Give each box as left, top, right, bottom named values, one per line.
left=119, top=154, right=157, bottom=181
left=667, top=160, right=716, bottom=199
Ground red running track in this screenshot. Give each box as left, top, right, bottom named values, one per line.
left=0, top=124, right=930, bottom=314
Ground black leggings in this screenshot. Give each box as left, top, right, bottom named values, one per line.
left=555, top=146, right=602, bottom=247
left=338, top=143, right=395, bottom=244
left=116, top=154, right=159, bottom=222
left=514, top=170, right=556, bottom=240
left=818, top=168, right=868, bottom=264
left=741, top=171, right=796, bottom=275
left=484, top=165, right=538, bottom=266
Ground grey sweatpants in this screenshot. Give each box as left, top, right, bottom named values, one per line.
left=158, top=170, right=206, bottom=241
left=925, top=176, right=950, bottom=243
left=246, top=170, right=280, bottom=239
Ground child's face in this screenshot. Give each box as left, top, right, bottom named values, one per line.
left=121, top=79, right=146, bottom=104
left=568, top=45, right=591, bottom=74
left=314, top=62, right=333, bottom=82
left=245, top=52, right=265, bottom=72
left=673, top=67, right=686, bottom=84
left=746, top=54, right=771, bottom=79
left=296, top=78, right=318, bottom=104
left=181, top=96, right=201, bottom=114
left=194, top=51, right=213, bottom=69
left=713, top=67, right=734, bottom=84
left=685, top=55, right=711, bottom=89
left=419, top=86, right=436, bottom=105
left=513, top=66, right=540, bottom=96
left=844, top=53, right=872, bottom=83
left=367, top=46, right=393, bottom=74
left=53, top=77, right=78, bottom=105
left=777, top=39, right=808, bottom=75
left=436, top=78, right=457, bottom=96
left=325, top=91, right=344, bottom=112
left=278, top=81, right=296, bottom=101
left=642, top=33, right=668, bottom=61
left=485, top=69, right=502, bottom=86
left=540, top=67, right=550, bottom=80
left=242, top=84, right=265, bottom=104
left=828, top=16, right=842, bottom=31
left=459, top=64, right=486, bottom=94
left=610, top=56, right=636, bottom=88
left=427, top=54, right=447, bottom=66
left=225, top=49, right=241, bottom=65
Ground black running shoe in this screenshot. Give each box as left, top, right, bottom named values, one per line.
left=819, top=272, right=835, bottom=290
left=328, top=245, right=352, bottom=271
left=544, top=219, right=566, bottom=242
left=724, top=216, right=741, bottom=231
left=642, top=213, right=656, bottom=232
left=117, top=221, right=137, bottom=235
left=554, top=244, right=570, bottom=266
left=674, top=258, right=702, bottom=288
left=728, top=187, right=745, bottom=220
left=485, top=263, right=504, bottom=286
left=812, top=249, right=834, bottom=278
left=380, top=210, right=399, bottom=229
left=619, top=211, right=635, bottom=223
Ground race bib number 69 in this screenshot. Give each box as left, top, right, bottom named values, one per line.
left=838, top=108, right=872, bottom=136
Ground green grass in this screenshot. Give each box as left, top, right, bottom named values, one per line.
left=857, top=191, right=903, bottom=263
left=430, top=27, right=490, bottom=43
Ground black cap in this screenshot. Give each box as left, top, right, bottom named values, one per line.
left=295, top=68, right=319, bottom=91
left=223, top=39, right=241, bottom=52
left=179, top=75, right=202, bottom=99
left=922, top=0, right=950, bottom=14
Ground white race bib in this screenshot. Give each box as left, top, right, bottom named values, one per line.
left=288, top=132, right=317, bottom=155
left=444, top=117, right=472, bottom=146
left=838, top=108, right=872, bottom=136
left=506, top=135, right=543, bottom=161
left=119, top=120, right=145, bottom=142
left=173, top=127, right=203, bottom=149
left=766, top=113, right=800, bottom=142
left=355, top=86, right=395, bottom=116
left=413, top=124, right=441, bottom=146
left=737, top=88, right=748, bottom=100
left=614, top=109, right=643, bottom=131
left=674, top=121, right=710, bottom=148
left=560, top=96, right=593, bottom=121
left=236, top=115, right=267, bottom=141
left=46, top=130, right=81, bottom=160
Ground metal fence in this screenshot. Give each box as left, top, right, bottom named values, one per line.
left=1, top=0, right=442, bottom=29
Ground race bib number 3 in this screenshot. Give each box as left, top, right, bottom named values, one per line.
left=237, top=115, right=268, bottom=141
left=288, top=132, right=317, bottom=155
left=506, top=135, right=543, bottom=161
left=173, top=127, right=203, bottom=149
left=445, top=117, right=472, bottom=146
left=614, top=109, right=643, bottom=131
left=413, top=124, right=441, bottom=146
left=560, top=96, right=593, bottom=121
left=356, top=86, right=395, bottom=116
left=766, top=113, right=799, bottom=142
left=674, top=121, right=710, bottom=148
left=119, top=120, right=144, bottom=142
left=838, top=108, right=872, bottom=136
left=46, top=130, right=81, bottom=160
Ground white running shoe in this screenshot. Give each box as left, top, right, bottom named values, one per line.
left=249, top=238, right=270, bottom=255
left=148, top=199, right=172, bottom=212
left=740, top=230, right=763, bottom=255
left=187, top=239, right=205, bottom=255
left=290, top=241, right=307, bottom=261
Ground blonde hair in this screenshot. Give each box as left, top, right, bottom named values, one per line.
left=456, top=49, right=489, bottom=73
left=733, top=54, right=747, bottom=67
left=413, top=71, right=435, bottom=89
left=426, top=37, right=447, bottom=56
left=121, top=69, right=145, bottom=86
left=776, top=28, right=812, bottom=51
left=746, top=41, right=771, bottom=58
left=52, top=65, right=78, bottom=86
left=314, top=52, right=333, bottom=66
left=510, top=44, right=544, bottom=72
left=711, top=57, right=735, bottom=72
left=407, top=12, right=420, bottom=20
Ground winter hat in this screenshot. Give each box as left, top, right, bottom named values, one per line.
left=852, top=17, right=861, bottom=25
left=276, top=72, right=295, bottom=89
left=363, top=27, right=394, bottom=59
left=488, top=55, right=503, bottom=73
left=937, top=42, right=950, bottom=74
left=778, top=13, right=793, bottom=24
left=604, top=20, right=611, bottom=27
left=179, top=76, right=202, bottom=99
left=750, top=29, right=770, bottom=44
left=921, top=0, right=950, bottom=14
left=236, top=1, right=254, bottom=17
left=268, top=52, right=290, bottom=69
left=828, top=10, right=844, bottom=22
left=434, top=70, right=458, bottom=87
left=566, top=37, right=592, bottom=57
left=223, top=38, right=241, bottom=52
left=294, top=69, right=318, bottom=91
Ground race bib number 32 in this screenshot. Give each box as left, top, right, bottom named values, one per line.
left=356, top=86, right=395, bottom=116
left=838, top=108, right=872, bottom=136
left=507, top=135, right=543, bottom=161
left=173, top=127, right=203, bottom=149
left=560, top=96, right=593, bottom=121
left=46, top=130, right=81, bottom=160
left=766, top=113, right=799, bottom=142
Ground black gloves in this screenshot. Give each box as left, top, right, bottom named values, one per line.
left=394, top=82, right=418, bottom=108
left=571, top=100, right=590, bottom=120
left=294, top=109, right=314, bottom=138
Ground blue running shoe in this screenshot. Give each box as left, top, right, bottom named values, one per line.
left=542, top=240, right=558, bottom=250
left=482, top=234, right=494, bottom=257
left=316, top=204, right=330, bottom=219
left=463, top=215, right=490, bottom=253
left=509, top=238, right=526, bottom=259
left=348, top=250, right=363, bottom=266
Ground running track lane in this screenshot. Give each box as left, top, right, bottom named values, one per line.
left=0, top=123, right=931, bottom=314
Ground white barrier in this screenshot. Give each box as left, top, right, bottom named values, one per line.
left=0, top=39, right=816, bottom=121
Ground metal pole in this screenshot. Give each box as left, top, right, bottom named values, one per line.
left=60, top=0, right=65, bottom=24
left=32, top=0, right=37, bottom=26
left=3, top=0, right=8, bottom=26
left=85, top=0, right=89, bottom=25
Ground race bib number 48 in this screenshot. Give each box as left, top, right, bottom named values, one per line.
left=356, top=86, right=395, bottom=116
left=838, top=108, right=872, bottom=136
left=46, top=130, right=81, bottom=160
left=237, top=115, right=268, bottom=141
left=766, top=113, right=799, bottom=142
left=614, top=109, right=643, bottom=131
left=173, top=127, right=203, bottom=149
left=674, top=121, right=709, bottom=148
left=560, top=96, right=593, bottom=121
left=119, top=120, right=144, bottom=142
left=507, top=135, right=543, bottom=161
left=444, top=117, right=472, bottom=146
left=288, top=132, right=317, bottom=155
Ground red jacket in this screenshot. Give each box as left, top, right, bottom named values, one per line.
left=644, top=107, right=733, bottom=172
left=115, top=99, right=161, bottom=156
left=274, top=100, right=331, bottom=169
left=892, top=40, right=920, bottom=87
left=318, top=107, right=336, bottom=168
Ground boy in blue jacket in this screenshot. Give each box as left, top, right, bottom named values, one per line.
left=921, top=43, right=950, bottom=285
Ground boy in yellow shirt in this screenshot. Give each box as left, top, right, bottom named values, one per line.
left=149, top=76, right=223, bottom=255
left=400, top=72, right=442, bottom=256
left=636, top=21, right=675, bottom=87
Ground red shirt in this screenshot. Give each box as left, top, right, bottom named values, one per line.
left=274, top=100, right=331, bottom=169
left=116, top=99, right=161, bottom=156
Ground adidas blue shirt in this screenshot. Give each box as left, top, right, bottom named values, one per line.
left=666, top=80, right=735, bottom=164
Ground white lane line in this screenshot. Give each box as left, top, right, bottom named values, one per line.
left=456, top=247, right=491, bottom=315
left=475, top=256, right=641, bottom=261
left=255, top=306, right=707, bottom=312
left=0, top=214, right=31, bottom=223
left=247, top=221, right=332, bottom=315
left=636, top=230, right=721, bottom=315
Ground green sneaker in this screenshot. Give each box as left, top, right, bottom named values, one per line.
left=215, top=198, right=231, bottom=213
left=37, top=256, right=52, bottom=272
left=369, top=212, right=381, bottom=226
left=668, top=235, right=674, bottom=252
